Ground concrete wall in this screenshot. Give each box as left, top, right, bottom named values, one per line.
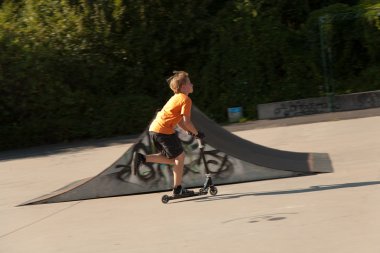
left=257, top=90, right=380, bottom=120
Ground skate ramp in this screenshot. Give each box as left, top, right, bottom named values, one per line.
left=192, top=107, right=332, bottom=173
left=20, top=107, right=333, bottom=205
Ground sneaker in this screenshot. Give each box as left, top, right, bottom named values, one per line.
left=132, top=152, right=145, bottom=175
left=173, top=185, right=194, bottom=196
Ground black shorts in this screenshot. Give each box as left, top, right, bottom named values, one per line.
left=149, top=131, right=184, bottom=159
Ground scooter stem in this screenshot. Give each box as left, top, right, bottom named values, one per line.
left=196, top=138, right=205, bottom=149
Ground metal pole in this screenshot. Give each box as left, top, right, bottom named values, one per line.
left=319, top=15, right=333, bottom=112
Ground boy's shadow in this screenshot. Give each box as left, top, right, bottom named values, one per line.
left=172, top=180, right=380, bottom=203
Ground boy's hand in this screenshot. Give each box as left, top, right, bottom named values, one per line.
left=186, top=131, right=205, bottom=139
left=196, top=131, right=205, bottom=139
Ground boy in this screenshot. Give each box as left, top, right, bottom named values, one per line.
left=133, top=71, right=204, bottom=196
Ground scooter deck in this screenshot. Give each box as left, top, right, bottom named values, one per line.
left=161, top=186, right=218, bottom=204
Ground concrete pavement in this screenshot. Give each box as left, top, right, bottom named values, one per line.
left=1, top=112, right=379, bottom=253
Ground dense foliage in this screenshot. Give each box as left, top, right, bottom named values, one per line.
left=0, top=0, right=379, bottom=150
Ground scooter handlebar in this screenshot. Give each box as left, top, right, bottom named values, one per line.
left=186, top=131, right=205, bottom=149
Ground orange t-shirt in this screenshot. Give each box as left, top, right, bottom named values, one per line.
left=149, top=93, right=192, bottom=134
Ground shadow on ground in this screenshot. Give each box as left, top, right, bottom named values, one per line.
left=0, top=135, right=138, bottom=161
left=171, top=180, right=380, bottom=204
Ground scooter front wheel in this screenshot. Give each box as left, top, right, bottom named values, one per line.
left=210, top=186, right=218, bottom=196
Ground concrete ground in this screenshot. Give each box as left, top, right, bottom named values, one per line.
left=1, top=110, right=380, bottom=253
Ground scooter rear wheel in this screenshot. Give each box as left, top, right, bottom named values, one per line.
left=162, top=195, right=170, bottom=204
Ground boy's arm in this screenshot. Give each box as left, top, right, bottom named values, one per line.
left=180, top=115, right=198, bottom=136
left=177, top=119, right=189, bottom=132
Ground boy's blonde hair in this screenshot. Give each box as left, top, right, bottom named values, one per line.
left=167, top=71, right=189, bottom=93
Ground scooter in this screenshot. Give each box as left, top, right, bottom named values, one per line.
left=161, top=137, right=218, bottom=204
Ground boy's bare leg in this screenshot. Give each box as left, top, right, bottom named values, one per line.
left=145, top=153, right=175, bottom=165
left=173, top=152, right=185, bottom=187
left=145, top=152, right=186, bottom=188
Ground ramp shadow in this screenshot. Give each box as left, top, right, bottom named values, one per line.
left=0, top=136, right=138, bottom=161
left=254, top=181, right=380, bottom=196
left=172, top=180, right=380, bottom=203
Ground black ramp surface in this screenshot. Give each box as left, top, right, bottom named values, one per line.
left=192, top=107, right=332, bottom=173
left=20, top=107, right=333, bottom=205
